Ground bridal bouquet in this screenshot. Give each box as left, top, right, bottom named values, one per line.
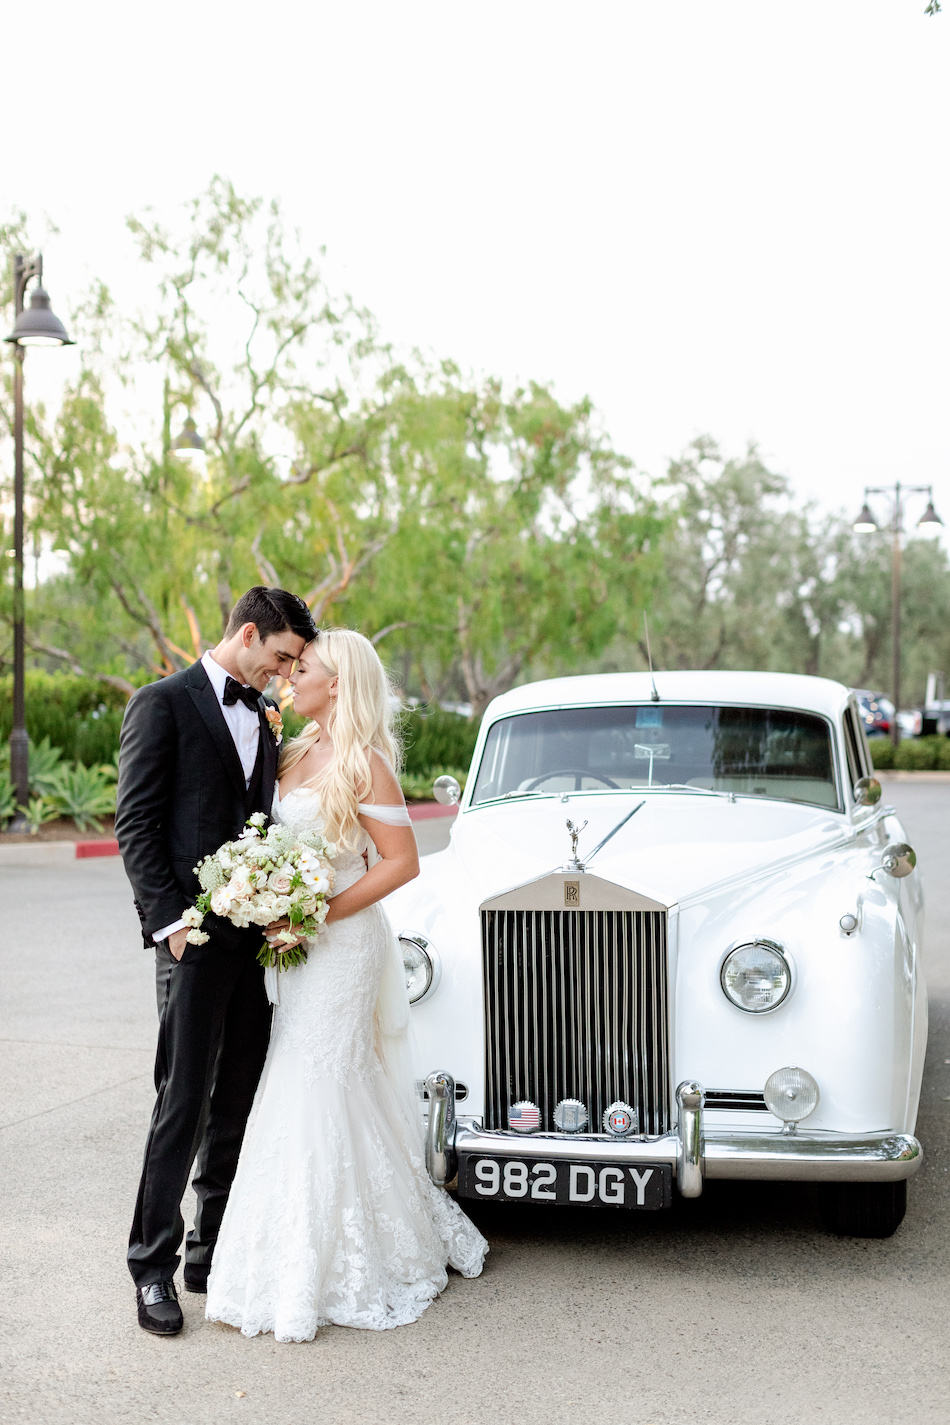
left=182, top=813, right=337, bottom=970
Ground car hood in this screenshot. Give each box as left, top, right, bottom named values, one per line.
left=446, top=793, right=848, bottom=907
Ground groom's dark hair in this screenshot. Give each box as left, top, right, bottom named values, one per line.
left=226, top=586, right=317, bottom=644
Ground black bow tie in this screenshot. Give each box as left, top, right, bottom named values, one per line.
left=223, top=676, right=260, bottom=712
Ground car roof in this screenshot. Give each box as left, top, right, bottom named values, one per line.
left=483, top=670, right=852, bottom=722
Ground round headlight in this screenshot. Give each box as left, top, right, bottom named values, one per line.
left=399, top=933, right=440, bottom=1004
left=720, top=940, right=791, bottom=1013
left=764, top=1065, right=819, bottom=1125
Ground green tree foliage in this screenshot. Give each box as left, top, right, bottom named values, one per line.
left=2, top=181, right=664, bottom=715
left=3, top=185, right=950, bottom=728
left=637, top=438, right=950, bottom=703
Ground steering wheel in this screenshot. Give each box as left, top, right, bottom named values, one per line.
left=523, top=769, right=620, bottom=791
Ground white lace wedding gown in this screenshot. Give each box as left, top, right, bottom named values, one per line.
left=205, top=787, right=487, bottom=1342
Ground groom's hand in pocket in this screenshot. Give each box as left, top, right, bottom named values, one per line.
left=168, top=927, right=190, bottom=962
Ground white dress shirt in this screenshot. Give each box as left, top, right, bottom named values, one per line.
left=153, top=651, right=262, bottom=943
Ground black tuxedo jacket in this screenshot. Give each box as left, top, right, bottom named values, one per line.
left=115, top=660, right=279, bottom=948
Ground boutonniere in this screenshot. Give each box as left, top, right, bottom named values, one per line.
left=264, top=706, right=283, bottom=745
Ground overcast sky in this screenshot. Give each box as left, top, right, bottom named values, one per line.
left=8, top=0, right=950, bottom=531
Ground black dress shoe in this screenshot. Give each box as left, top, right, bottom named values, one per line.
left=183, top=1265, right=209, bottom=1294
left=136, top=1280, right=183, bottom=1335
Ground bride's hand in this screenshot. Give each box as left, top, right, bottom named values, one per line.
left=265, top=917, right=306, bottom=950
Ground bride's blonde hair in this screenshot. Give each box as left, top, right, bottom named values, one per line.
left=278, top=628, right=402, bottom=849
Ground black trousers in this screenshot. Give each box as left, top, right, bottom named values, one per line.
left=127, top=935, right=271, bottom=1287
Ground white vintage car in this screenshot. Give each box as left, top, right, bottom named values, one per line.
left=386, top=671, right=925, bottom=1238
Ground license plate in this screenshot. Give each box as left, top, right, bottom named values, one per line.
left=457, top=1154, right=671, bottom=1210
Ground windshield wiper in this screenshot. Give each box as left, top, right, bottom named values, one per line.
left=645, top=783, right=731, bottom=798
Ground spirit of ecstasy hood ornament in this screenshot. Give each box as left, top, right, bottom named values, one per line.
left=565, top=818, right=588, bottom=872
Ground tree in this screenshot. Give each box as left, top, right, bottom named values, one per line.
left=3, top=182, right=665, bottom=712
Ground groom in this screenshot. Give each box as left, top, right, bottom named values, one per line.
left=115, top=586, right=316, bottom=1335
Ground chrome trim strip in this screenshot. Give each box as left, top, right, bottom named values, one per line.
left=676, top=1081, right=705, bottom=1197
left=453, top=1124, right=923, bottom=1183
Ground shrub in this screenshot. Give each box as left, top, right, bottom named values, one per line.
left=0, top=672, right=130, bottom=764
left=25, top=737, right=66, bottom=796
left=872, top=735, right=950, bottom=771
left=399, top=768, right=468, bottom=803
left=400, top=706, right=480, bottom=776
left=22, top=796, right=61, bottom=835
left=0, top=770, right=15, bottom=827
left=47, top=763, right=117, bottom=833
left=893, top=734, right=950, bottom=771
left=869, top=740, right=895, bottom=769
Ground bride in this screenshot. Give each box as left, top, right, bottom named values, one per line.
left=205, top=630, right=487, bottom=1341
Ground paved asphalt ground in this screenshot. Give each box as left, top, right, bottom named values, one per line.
left=1, top=789, right=948, bottom=1425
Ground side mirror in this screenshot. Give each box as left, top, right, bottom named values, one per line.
left=433, top=775, right=461, bottom=807
left=881, top=842, right=916, bottom=878
left=853, top=776, right=882, bottom=807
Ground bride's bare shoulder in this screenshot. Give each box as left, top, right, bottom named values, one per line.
left=362, top=748, right=403, bottom=807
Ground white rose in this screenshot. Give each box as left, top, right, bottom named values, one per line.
left=273, top=895, right=292, bottom=918
left=182, top=906, right=204, bottom=928
left=252, top=891, right=279, bottom=923
left=268, top=868, right=294, bottom=895
left=228, top=868, right=254, bottom=901
left=210, top=886, right=232, bottom=918
left=248, top=812, right=267, bottom=827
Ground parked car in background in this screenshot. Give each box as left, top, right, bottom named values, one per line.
left=921, top=672, right=950, bottom=736
left=854, top=689, right=894, bottom=738
left=897, top=708, right=923, bottom=739
left=389, top=672, right=925, bottom=1240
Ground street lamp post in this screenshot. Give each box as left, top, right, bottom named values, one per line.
left=854, top=482, right=943, bottom=748
left=4, top=254, right=73, bottom=831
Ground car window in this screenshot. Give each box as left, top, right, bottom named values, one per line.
left=471, top=704, right=841, bottom=810
left=852, top=707, right=875, bottom=777
left=842, top=709, right=863, bottom=791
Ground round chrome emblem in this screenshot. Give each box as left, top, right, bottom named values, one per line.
left=508, top=1101, right=541, bottom=1134
left=603, top=1101, right=638, bottom=1137
left=553, top=1098, right=589, bottom=1133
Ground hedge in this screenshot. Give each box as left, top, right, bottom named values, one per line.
left=869, top=735, right=950, bottom=771
left=0, top=672, right=131, bottom=766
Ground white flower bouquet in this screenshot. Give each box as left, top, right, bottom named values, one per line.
left=183, top=812, right=336, bottom=970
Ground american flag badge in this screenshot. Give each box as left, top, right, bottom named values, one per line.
left=603, top=1101, right=638, bottom=1137
left=508, top=1100, right=542, bottom=1134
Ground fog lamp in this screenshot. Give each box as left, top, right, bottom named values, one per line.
left=553, top=1098, right=588, bottom=1132
left=721, top=941, right=791, bottom=1013
left=763, top=1066, right=819, bottom=1133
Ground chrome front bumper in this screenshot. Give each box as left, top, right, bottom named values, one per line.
left=425, top=1073, right=923, bottom=1193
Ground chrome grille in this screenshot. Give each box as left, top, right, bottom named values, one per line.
left=481, top=908, right=671, bottom=1136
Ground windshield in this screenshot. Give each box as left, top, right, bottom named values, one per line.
left=471, top=704, right=840, bottom=810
